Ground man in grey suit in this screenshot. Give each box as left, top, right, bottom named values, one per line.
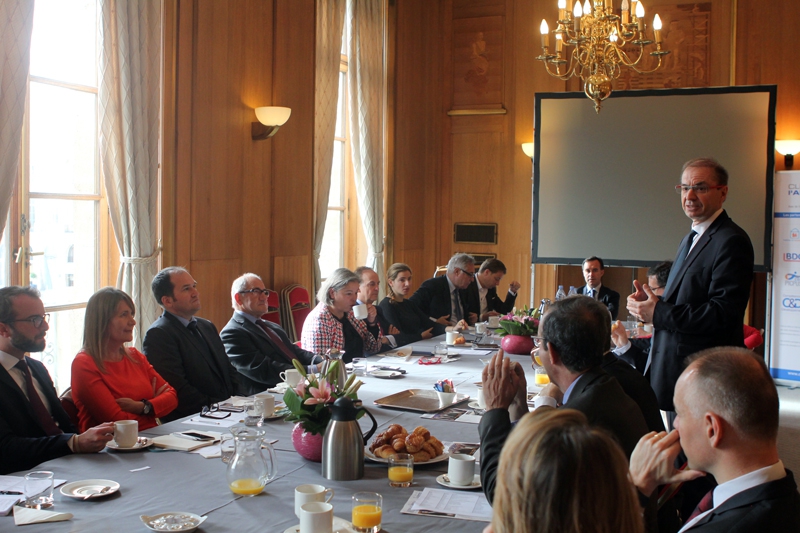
left=221, top=273, right=320, bottom=395
left=143, top=267, right=244, bottom=422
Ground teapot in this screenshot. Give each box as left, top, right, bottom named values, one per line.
left=320, top=349, right=348, bottom=393
left=321, top=397, right=378, bottom=480
left=226, top=425, right=277, bottom=495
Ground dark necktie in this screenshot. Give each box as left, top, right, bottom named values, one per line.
left=664, top=230, right=697, bottom=294
left=452, top=289, right=463, bottom=322
left=256, top=319, right=298, bottom=363
left=187, top=320, right=207, bottom=347
left=15, top=359, right=63, bottom=436
left=686, top=489, right=714, bottom=523
left=590, top=288, right=596, bottom=299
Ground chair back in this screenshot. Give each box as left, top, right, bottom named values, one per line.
left=433, top=266, right=447, bottom=278
left=280, top=284, right=312, bottom=342
left=261, top=289, right=281, bottom=325
left=59, top=387, right=80, bottom=429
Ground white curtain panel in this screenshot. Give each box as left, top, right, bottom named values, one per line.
left=347, top=0, right=385, bottom=292
left=98, top=0, right=161, bottom=348
left=0, top=0, right=35, bottom=239
left=313, top=0, right=346, bottom=295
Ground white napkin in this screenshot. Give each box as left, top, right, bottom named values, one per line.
left=383, top=346, right=413, bottom=358
left=13, top=505, right=72, bottom=525
left=267, top=383, right=290, bottom=394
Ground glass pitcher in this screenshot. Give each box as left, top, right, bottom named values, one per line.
left=226, top=426, right=276, bottom=495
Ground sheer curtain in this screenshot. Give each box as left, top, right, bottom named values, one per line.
left=347, top=0, right=385, bottom=288
left=98, top=0, right=162, bottom=348
left=312, top=0, right=346, bottom=296
left=0, top=0, right=35, bottom=238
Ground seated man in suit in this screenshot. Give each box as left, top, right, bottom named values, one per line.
left=612, top=261, right=673, bottom=374
left=0, top=286, right=113, bottom=474
left=479, top=296, right=649, bottom=503
left=143, top=267, right=244, bottom=422
left=355, top=266, right=423, bottom=350
left=629, top=346, right=800, bottom=532
left=409, top=253, right=478, bottom=327
left=466, top=258, right=520, bottom=321
left=221, top=273, right=321, bottom=395
left=576, top=256, right=620, bottom=319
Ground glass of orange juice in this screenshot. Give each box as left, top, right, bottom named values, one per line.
left=352, top=492, right=382, bottom=533
left=388, top=453, right=414, bottom=487
left=534, top=365, right=550, bottom=386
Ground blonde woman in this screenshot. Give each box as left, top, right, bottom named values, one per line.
left=487, top=408, right=643, bottom=533
left=71, top=288, right=177, bottom=432
left=377, top=263, right=445, bottom=339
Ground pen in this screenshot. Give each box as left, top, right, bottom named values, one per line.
left=0, top=491, right=22, bottom=495
left=417, top=510, right=456, bottom=517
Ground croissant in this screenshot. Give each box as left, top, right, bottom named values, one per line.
left=412, top=426, right=431, bottom=440
left=421, top=441, right=436, bottom=457
left=427, top=436, right=445, bottom=457
left=405, top=433, right=425, bottom=453
left=370, top=434, right=388, bottom=452
left=392, top=438, right=407, bottom=452
left=412, top=450, right=431, bottom=462
left=375, top=445, right=398, bottom=459
left=385, top=424, right=406, bottom=438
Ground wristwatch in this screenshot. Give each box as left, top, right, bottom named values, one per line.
left=141, top=399, right=153, bottom=415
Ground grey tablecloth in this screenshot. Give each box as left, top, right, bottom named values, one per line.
left=6, top=335, right=518, bottom=533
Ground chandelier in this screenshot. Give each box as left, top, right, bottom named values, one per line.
left=536, top=0, right=670, bottom=112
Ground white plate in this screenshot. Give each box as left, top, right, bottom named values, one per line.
left=261, top=412, right=286, bottom=421
left=60, top=479, right=120, bottom=499
left=365, top=448, right=449, bottom=465
left=445, top=342, right=472, bottom=348
left=436, top=474, right=482, bottom=490
left=141, top=512, right=207, bottom=532
left=369, top=370, right=403, bottom=379
left=284, top=516, right=355, bottom=533
left=467, top=401, right=485, bottom=410
left=106, top=437, right=152, bottom=451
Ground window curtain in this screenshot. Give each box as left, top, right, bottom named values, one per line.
left=313, top=0, right=346, bottom=296
left=98, top=0, right=161, bottom=348
left=347, top=0, right=385, bottom=291
left=0, top=0, right=35, bottom=239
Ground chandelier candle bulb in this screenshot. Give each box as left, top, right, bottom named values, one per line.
left=606, top=0, right=613, bottom=11
left=635, top=1, right=645, bottom=31
left=558, top=0, right=567, bottom=21
left=540, top=20, right=550, bottom=48
left=621, top=0, right=629, bottom=24
left=573, top=0, right=582, bottom=31
left=556, top=33, right=563, bottom=53
left=583, top=0, right=591, bottom=17
left=652, top=14, right=662, bottom=44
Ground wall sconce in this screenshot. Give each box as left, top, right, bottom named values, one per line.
left=521, top=142, right=534, bottom=159
left=251, top=106, right=292, bottom=140
left=776, top=140, right=800, bottom=169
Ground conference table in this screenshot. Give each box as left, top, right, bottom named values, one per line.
left=7, top=335, right=524, bottom=533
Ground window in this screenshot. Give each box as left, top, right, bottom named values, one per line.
left=10, top=0, right=103, bottom=393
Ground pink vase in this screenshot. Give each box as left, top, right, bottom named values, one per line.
left=291, top=423, right=324, bottom=462
left=500, top=334, right=535, bottom=356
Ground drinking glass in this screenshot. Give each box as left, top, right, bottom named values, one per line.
left=352, top=492, right=382, bottom=533
left=243, top=400, right=263, bottom=426
left=388, top=453, right=413, bottom=487
left=24, top=471, right=54, bottom=509
left=352, top=357, right=367, bottom=377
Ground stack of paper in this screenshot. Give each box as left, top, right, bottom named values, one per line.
left=151, top=431, right=221, bottom=451
left=402, top=488, right=492, bottom=522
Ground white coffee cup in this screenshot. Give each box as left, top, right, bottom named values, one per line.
left=487, top=316, right=501, bottom=328
left=448, top=453, right=476, bottom=486
left=114, top=420, right=138, bottom=448
left=477, top=388, right=486, bottom=409
left=643, top=324, right=654, bottom=334
left=295, top=484, right=335, bottom=519
left=475, top=322, right=487, bottom=334
left=300, top=501, right=333, bottom=533
left=280, top=369, right=302, bottom=387
left=353, top=303, right=369, bottom=320
left=445, top=331, right=458, bottom=345
left=255, top=393, right=275, bottom=418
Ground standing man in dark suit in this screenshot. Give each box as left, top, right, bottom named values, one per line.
left=575, top=256, right=620, bottom=319
left=629, top=347, right=800, bottom=532
left=627, top=158, right=754, bottom=423
left=221, top=273, right=320, bottom=395
left=466, top=259, right=521, bottom=321
left=143, top=267, right=244, bottom=422
left=409, top=253, right=478, bottom=327
left=0, top=286, right=113, bottom=474
left=478, top=296, right=649, bottom=503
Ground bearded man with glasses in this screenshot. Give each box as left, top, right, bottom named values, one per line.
left=221, top=273, right=321, bottom=394
left=0, top=286, right=114, bottom=474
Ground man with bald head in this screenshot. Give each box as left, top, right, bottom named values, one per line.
left=221, top=273, right=321, bottom=394
left=629, top=347, right=800, bottom=532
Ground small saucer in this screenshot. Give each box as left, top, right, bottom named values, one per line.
left=61, top=479, right=120, bottom=499
left=261, top=412, right=286, bottom=421
left=369, top=370, right=403, bottom=379
left=467, top=401, right=485, bottom=410
left=283, top=516, right=355, bottom=533
left=436, top=474, right=481, bottom=490
left=141, top=512, right=206, bottom=532
left=106, top=437, right=152, bottom=451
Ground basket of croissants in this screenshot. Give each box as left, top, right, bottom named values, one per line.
left=368, top=424, right=445, bottom=463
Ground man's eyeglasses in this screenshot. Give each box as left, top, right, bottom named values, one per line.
left=532, top=336, right=546, bottom=348
left=674, top=184, right=725, bottom=195
left=10, top=314, right=50, bottom=328
left=459, top=269, right=476, bottom=278
left=238, top=288, right=270, bottom=296
left=200, top=403, right=244, bottom=419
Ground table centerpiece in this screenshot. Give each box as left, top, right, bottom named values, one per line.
left=496, top=305, right=541, bottom=355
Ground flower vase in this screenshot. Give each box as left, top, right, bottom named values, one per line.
left=500, top=334, right=535, bottom=356
left=291, top=423, right=324, bottom=462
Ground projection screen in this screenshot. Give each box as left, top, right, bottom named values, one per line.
left=532, top=86, right=776, bottom=271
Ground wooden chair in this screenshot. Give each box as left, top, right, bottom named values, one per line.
left=432, top=266, right=447, bottom=278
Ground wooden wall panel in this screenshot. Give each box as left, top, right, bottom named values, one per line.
left=273, top=255, right=312, bottom=297
left=190, top=259, right=242, bottom=330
